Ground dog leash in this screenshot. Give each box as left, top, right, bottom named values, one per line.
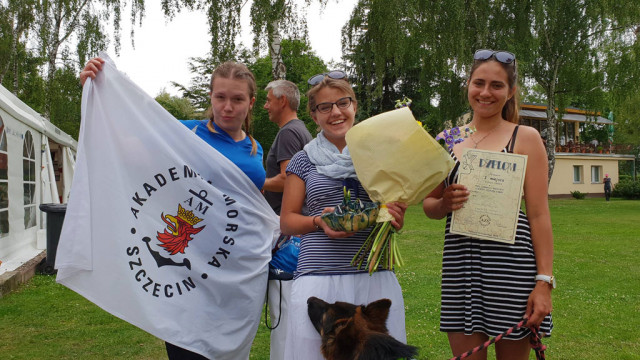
left=448, top=318, right=547, bottom=360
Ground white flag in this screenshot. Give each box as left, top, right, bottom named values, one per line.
left=55, top=55, right=279, bottom=359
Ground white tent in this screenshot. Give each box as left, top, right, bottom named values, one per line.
left=0, top=84, right=77, bottom=275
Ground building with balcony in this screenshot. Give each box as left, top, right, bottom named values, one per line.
left=519, top=104, right=635, bottom=197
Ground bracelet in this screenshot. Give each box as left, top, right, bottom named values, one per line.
left=312, top=216, right=321, bottom=230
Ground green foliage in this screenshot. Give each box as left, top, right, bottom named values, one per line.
left=155, top=90, right=199, bottom=120
left=163, top=0, right=309, bottom=64
left=251, top=39, right=326, bottom=153
left=611, top=179, right=640, bottom=200
left=341, top=0, right=640, bottom=177
left=1, top=0, right=148, bottom=140
left=171, top=47, right=257, bottom=113
left=0, top=1, right=42, bottom=97
left=47, top=66, right=83, bottom=139
left=570, top=190, right=587, bottom=199
left=172, top=38, right=326, bottom=153
left=610, top=68, right=640, bottom=149
left=578, top=120, right=609, bottom=145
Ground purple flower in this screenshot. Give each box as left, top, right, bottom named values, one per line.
left=451, top=127, right=461, bottom=136
left=445, top=135, right=455, bottom=144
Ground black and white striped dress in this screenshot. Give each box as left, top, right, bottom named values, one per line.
left=440, top=126, right=553, bottom=338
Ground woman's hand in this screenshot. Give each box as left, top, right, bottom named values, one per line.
left=317, top=207, right=356, bottom=239
left=386, top=202, right=408, bottom=230
left=524, top=282, right=553, bottom=328
left=440, top=184, right=469, bottom=213
left=80, top=57, right=105, bottom=86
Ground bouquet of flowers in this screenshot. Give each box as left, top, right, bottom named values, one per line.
left=435, top=125, right=476, bottom=151
left=346, top=106, right=454, bottom=274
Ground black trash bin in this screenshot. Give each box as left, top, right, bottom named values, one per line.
left=39, top=203, right=67, bottom=275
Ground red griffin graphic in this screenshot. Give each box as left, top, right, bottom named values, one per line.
left=156, top=204, right=205, bottom=255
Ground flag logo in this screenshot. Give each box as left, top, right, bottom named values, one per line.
left=125, top=166, right=244, bottom=299
left=157, top=204, right=205, bottom=255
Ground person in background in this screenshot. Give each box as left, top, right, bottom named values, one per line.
left=280, top=71, right=409, bottom=360
left=261, top=79, right=312, bottom=360
left=262, top=80, right=313, bottom=215
left=81, top=57, right=264, bottom=360
left=422, top=50, right=554, bottom=360
left=604, top=173, right=612, bottom=201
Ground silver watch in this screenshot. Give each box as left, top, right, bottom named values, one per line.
left=535, top=274, right=556, bottom=289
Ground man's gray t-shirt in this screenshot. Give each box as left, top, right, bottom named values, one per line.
left=264, top=119, right=313, bottom=214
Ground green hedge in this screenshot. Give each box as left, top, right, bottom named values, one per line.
left=570, top=190, right=587, bottom=199
left=612, top=179, right=640, bottom=199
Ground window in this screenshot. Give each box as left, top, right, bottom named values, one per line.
left=23, top=131, right=36, bottom=229
left=573, top=165, right=583, bottom=183
left=0, top=115, right=8, bottom=235
left=591, top=166, right=602, bottom=184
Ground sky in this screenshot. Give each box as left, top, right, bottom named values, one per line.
left=109, top=1, right=357, bottom=97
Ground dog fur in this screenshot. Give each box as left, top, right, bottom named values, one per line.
left=307, top=296, right=418, bottom=360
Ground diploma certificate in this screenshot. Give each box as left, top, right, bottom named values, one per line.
left=450, top=149, right=527, bottom=244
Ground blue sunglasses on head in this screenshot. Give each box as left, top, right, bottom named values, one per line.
left=307, top=70, right=347, bottom=86
left=474, top=49, right=516, bottom=64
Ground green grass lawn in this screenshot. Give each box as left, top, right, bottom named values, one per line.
left=1, top=198, right=639, bottom=359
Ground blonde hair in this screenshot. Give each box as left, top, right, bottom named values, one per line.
left=306, top=77, right=357, bottom=115
left=207, top=61, right=258, bottom=155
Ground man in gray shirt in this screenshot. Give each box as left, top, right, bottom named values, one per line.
left=262, top=80, right=313, bottom=360
left=262, top=80, right=313, bottom=215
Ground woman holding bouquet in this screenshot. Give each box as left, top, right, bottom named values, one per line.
left=280, top=72, right=409, bottom=360
left=423, top=50, right=553, bottom=360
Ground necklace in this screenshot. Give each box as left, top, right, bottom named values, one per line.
left=470, top=124, right=501, bottom=148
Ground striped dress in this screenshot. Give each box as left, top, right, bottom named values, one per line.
left=440, top=126, right=553, bottom=339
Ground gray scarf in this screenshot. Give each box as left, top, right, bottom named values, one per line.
left=304, top=131, right=357, bottom=179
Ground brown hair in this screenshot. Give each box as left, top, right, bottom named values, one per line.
left=468, top=58, right=520, bottom=124
left=306, top=77, right=357, bottom=115
left=207, top=61, right=258, bottom=155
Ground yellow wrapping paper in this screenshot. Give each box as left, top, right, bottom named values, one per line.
left=346, top=107, right=454, bottom=221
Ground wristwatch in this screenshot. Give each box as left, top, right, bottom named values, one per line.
left=535, top=274, right=556, bottom=289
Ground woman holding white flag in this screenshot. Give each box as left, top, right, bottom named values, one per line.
left=81, top=58, right=265, bottom=359
left=81, top=58, right=264, bottom=190
left=279, top=72, right=410, bottom=360
left=423, top=50, right=553, bottom=360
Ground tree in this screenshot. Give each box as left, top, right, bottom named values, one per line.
left=48, top=65, right=83, bottom=139
left=155, top=90, right=199, bottom=120
left=510, top=0, right=639, bottom=180
left=171, top=38, right=326, bottom=152
left=0, top=0, right=37, bottom=93
left=341, top=0, right=640, bottom=182
left=34, top=0, right=146, bottom=117
left=251, top=38, right=327, bottom=151
left=170, top=47, right=256, bottom=113
left=160, top=0, right=310, bottom=68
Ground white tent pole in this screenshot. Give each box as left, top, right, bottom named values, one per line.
left=42, top=137, right=60, bottom=204
left=62, top=146, right=75, bottom=203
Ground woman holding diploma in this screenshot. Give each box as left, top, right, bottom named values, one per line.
left=423, top=50, right=553, bottom=360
